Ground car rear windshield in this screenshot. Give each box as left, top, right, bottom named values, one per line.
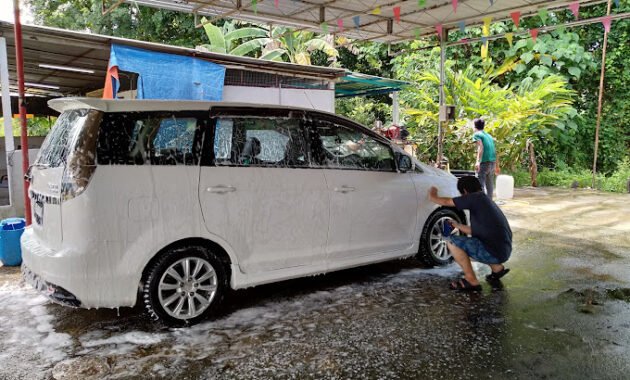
left=36, top=109, right=101, bottom=168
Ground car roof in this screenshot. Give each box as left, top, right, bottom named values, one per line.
left=48, top=98, right=322, bottom=114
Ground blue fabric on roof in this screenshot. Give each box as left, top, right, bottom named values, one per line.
left=109, top=44, right=225, bottom=101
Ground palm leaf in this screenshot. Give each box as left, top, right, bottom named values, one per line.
left=260, top=49, right=287, bottom=61
left=201, top=17, right=226, bottom=54
left=229, top=38, right=270, bottom=56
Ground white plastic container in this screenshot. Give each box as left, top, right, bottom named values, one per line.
left=496, top=174, right=514, bottom=199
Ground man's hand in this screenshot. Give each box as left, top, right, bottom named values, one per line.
left=475, top=162, right=480, bottom=172
left=495, top=165, right=501, bottom=175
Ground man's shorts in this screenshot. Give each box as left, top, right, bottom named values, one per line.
left=447, top=236, right=503, bottom=264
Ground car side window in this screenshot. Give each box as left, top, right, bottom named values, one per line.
left=212, top=116, right=308, bottom=167
left=97, top=112, right=203, bottom=166
left=308, top=119, right=395, bottom=172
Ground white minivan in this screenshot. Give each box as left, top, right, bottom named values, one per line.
left=22, top=98, right=464, bottom=326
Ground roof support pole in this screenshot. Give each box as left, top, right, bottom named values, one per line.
left=13, top=0, right=31, bottom=224
left=392, top=91, right=400, bottom=126
left=437, top=27, right=447, bottom=169
left=0, top=38, right=14, bottom=152
left=0, top=37, right=15, bottom=208
left=592, top=0, right=612, bottom=188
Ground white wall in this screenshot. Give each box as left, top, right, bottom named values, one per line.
left=222, top=86, right=335, bottom=113
left=0, top=149, right=38, bottom=219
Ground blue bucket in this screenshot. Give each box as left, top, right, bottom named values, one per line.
left=0, top=218, right=26, bottom=266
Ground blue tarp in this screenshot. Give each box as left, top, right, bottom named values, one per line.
left=109, top=44, right=225, bottom=101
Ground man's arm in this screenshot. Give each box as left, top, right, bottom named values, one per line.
left=428, top=186, right=455, bottom=207
left=495, top=150, right=501, bottom=175
left=475, top=140, right=483, bottom=172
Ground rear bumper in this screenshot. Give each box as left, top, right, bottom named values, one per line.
left=20, top=227, right=138, bottom=308
left=22, top=265, right=81, bottom=307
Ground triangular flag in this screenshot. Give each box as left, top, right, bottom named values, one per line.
left=453, top=0, right=458, bottom=13
left=418, top=0, right=426, bottom=7
left=251, top=0, right=257, bottom=14
left=337, top=19, right=344, bottom=32
left=461, top=38, right=469, bottom=43
left=414, top=27, right=421, bottom=40
left=393, top=7, right=401, bottom=23
left=602, top=16, right=612, bottom=33
left=458, top=20, right=466, bottom=34
left=481, top=41, right=488, bottom=58
left=511, top=11, right=521, bottom=28
left=530, top=28, right=539, bottom=43
left=538, top=9, right=548, bottom=24
left=372, top=7, right=381, bottom=15
left=274, top=0, right=278, bottom=8
left=568, top=2, right=580, bottom=18
left=481, top=36, right=488, bottom=44
left=353, top=16, right=361, bottom=28
left=505, top=32, right=513, bottom=46
left=436, top=24, right=443, bottom=37
left=614, top=0, right=620, bottom=7
left=483, top=16, right=492, bottom=36
left=489, top=0, right=494, bottom=6
left=321, top=22, right=328, bottom=34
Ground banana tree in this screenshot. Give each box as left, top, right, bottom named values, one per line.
left=197, top=17, right=269, bottom=57
left=260, top=27, right=338, bottom=65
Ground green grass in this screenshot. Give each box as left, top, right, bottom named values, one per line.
left=504, top=158, right=630, bottom=193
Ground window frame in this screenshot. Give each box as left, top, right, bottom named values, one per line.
left=304, top=111, right=398, bottom=173
left=96, top=110, right=209, bottom=167
left=204, top=106, right=309, bottom=168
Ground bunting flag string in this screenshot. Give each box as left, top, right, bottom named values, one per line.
left=458, top=20, right=466, bottom=34
left=393, top=7, right=401, bottom=23
left=602, top=16, right=612, bottom=33
left=418, top=0, right=426, bottom=8
left=482, top=16, right=492, bottom=36
left=538, top=8, right=549, bottom=24
left=511, top=11, right=521, bottom=28
left=568, top=2, right=580, bottom=19
left=371, top=7, right=381, bottom=15
left=321, top=22, right=328, bottom=34
left=251, top=0, right=257, bottom=14
left=353, top=16, right=361, bottom=28
left=505, top=32, right=514, bottom=47
left=614, top=0, right=620, bottom=7
left=274, top=0, right=278, bottom=9
left=337, top=19, right=344, bottom=32
left=481, top=38, right=489, bottom=59
left=530, top=28, right=539, bottom=43
left=414, top=27, right=421, bottom=40
left=453, top=0, right=458, bottom=13
left=436, top=24, right=443, bottom=37
left=489, top=0, right=494, bottom=6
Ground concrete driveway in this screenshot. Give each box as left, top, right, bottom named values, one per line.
left=0, top=187, right=629, bottom=379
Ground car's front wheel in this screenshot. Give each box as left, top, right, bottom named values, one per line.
left=142, top=245, right=227, bottom=326
left=417, top=209, right=463, bottom=267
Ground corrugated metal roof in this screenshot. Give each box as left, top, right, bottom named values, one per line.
left=0, top=21, right=345, bottom=96
left=129, top=0, right=605, bottom=43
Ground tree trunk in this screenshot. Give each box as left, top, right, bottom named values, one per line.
left=527, top=140, right=538, bottom=187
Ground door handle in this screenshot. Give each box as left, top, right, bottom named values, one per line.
left=334, top=185, right=356, bottom=193
left=207, top=185, right=236, bottom=194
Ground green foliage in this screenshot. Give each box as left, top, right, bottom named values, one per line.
left=262, top=27, right=338, bottom=65
left=26, top=0, right=205, bottom=47
left=198, top=18, right=269, bottom=57
left=0, top=117, right=55, bottom=137
left=335, top=96, right=391, bottom=127
left=600, top=158, right=630, bottom=192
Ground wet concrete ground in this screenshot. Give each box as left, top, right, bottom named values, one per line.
left=1, top=187, right=629, bottom=380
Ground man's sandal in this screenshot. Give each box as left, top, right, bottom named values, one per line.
left=449, top=278, right=482, bottom=292
left=485, top=268, right=510, bottom=282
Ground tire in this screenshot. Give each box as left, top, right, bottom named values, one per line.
left=417, top=209, right=463, bottom=267
left=142, top=245, right=227, bottom=326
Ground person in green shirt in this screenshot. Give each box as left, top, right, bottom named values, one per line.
left=472, top=118, right=500, bottom=198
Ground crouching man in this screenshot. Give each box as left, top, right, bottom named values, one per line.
left=428, top=176, right=512, bottom=291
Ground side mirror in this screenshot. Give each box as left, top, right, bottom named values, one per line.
left=398, top=154, right=413, bottom=173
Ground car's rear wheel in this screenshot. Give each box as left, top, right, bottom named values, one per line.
left=417, top=209, right=463, bottom=267
left=142, top=245, right=227, bottom=326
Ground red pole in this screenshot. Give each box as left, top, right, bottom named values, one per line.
left=13, top=0, right=32, bottom=225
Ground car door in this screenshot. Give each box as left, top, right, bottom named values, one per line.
left=305, top=112, right=418, bottom=261
left=198, top=107, right=329, bottom=274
